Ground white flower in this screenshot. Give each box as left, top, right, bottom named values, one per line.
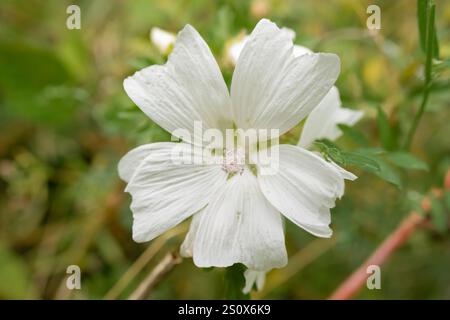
left=232, top=28, right=363, bottom=293
left=119, top=19, right=354, bottom=272
left=150, top=27, right=176, bottom=55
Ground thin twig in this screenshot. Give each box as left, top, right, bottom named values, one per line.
left=329, top=212, right=426, bottom=300
left=329, top=169, right=450, bottom=300
left=128, top=252, right=182, bottom=300
left=104, top=223, right=187, bottom=300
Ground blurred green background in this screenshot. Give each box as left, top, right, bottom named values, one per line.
left=0, top=0, right=449, bottom=299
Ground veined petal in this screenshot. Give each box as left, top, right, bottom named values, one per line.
left=193, top=170, right=287, bottom=271
left=230, top=19, right=340, bottom=138
left=125, top=142, right=227, bottom=242
left=118, top=143, right=167, bottom=183
left=293, top=44, right=313, bottom=57
left=257, top=144, right=349, bottom=238
left=299, top=86, right=363, bottom=149
left=124, top=25, right=232, bottom=145
left=228, top=28, right=296, bottom=66
left=180, top=211, right=203, bottom=258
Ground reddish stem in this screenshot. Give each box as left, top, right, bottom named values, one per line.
left=329, top=212, right=425, bottom=300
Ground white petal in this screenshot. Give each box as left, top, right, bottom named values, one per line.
left=180, top=212, right=203, bottom=258
left=124, top=25, right=232, bottom=144
left=193, top=170, right=287, bottom=271
left=243, top=269, right=267, bottom=294
left=125, top=142, right=227, bottom=242
left=258, top=144, right=349, bottom=238
left=280, top=27, right=296, bottom=40
left=299, top=86, right=364, bottom=149
left=328, top=159, right=358, bottom=181
left=118, top=143, right=165, bottom=183
left=292, top=44, right=313, bottom=57
left=228, top=36, right=249, bottom=66
left=150, top=27, right=176, bottom=54
left=230, top=19, right=340, bottom=138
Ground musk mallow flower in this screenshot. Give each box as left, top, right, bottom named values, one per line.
left=118, top=19, right=356, bottom=273
left=229, top=28, right=363, bottom=293
left=242, top=86, right=363, bottom=292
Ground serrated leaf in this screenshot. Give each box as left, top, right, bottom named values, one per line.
left=337, top=124, right=368, bottom=146
left=386, top=152, right=429, bottom=171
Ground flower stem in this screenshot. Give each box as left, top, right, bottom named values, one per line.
left=404, top=85, right=431, bottom=150
left=404, top=0, right=436, bottom=150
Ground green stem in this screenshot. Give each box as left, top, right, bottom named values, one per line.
left=404, top=85, right=430, bottom=150
left=404, top=1, right=436, bottom=150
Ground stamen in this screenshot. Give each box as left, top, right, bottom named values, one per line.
left=222, top=148, right=245, bottom=175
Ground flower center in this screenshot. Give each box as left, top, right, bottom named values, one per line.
left=222, top=148, right=245, bottom=175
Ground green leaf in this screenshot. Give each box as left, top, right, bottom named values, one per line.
left=417, top=0, right=439, bottom=59
left=343, top=151, right=380, bottom=174
left=315, top=140, right=402, bottom=188
left=337, top=124, right=369, bottom=146
left=314, top=139, right=347, bottom=165
left=373, top=159, right=403, bottom=189
left=417, top=0, right=428, bottom=54
left=353, top=149, right=402, bottom=188
left=424, top=2, right=437, bottom=81
left=315, top=140, right=379, bottom=173
left=376, top=106, right=395, bottom=150
left=430, top=197, right=447, bottom=233
left=224, top=264, right=249, bottom=299
left=386, top=152, right=429, bottom=171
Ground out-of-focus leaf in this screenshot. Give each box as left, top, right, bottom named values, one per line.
left=376, top=106, right=395, bottom=150
left=407, top=191, right=426, bottom=216
left=353, top=148, right=402, bottom=188
left=343, top=152, right=381, bottom=174
left=0, top=41, right=78, bottom=127
left=430, top=197, right=447, bottom=233
left=373, top=158, right=403, bottom=189
left=445, top=191, right=450, bottom=211
left=337, top=124, right=369, bottom=146
left=386, top=151, right=429, bottom=171
left=0, top=244, right=38, bottom=299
